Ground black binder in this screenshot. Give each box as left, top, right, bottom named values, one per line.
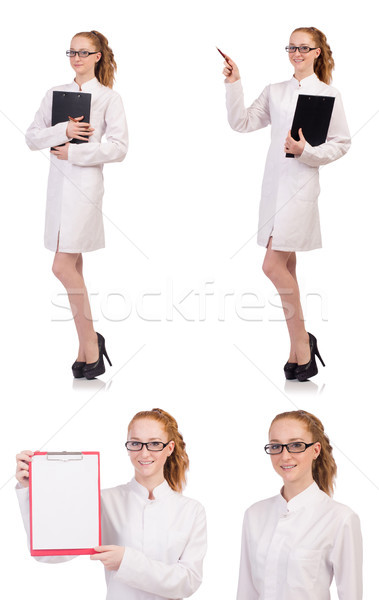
left=51, top=90, right=92, bottom=146
left=286, top=94, right=335, bottom=158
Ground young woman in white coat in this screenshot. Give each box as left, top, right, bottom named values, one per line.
left=237, top=410, right=362, bottom=599
left=26, top=30, right=128, bottom=379
left=223, top=27, right=350, bottom=381
left=15, top=408, right=207, bottom=600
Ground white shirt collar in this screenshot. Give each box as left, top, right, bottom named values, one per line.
left=128, top=477, right=174, bottom=501
left=278, top=481, right=325, bottom=513
left=290, top=72, right=319, bottom=88
left=72, top=77, right=101, bottom=92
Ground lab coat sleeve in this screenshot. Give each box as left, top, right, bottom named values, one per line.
left=330, top=511, right=363, bottom=600
left=68, top=93, right=128, bottom=167
left=114, top=504, right=207, bottom=599
left=225, top=79, right=271, bottom=133
left=236, top=511, right=259, bottom=600
left=15, top=484, right=76, bottom=564
left=297, top=91, right=351, bottom=167
left=25, top=90, right=71, bottom=150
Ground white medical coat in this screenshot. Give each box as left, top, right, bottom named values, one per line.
left=26, top=77, right=128, bottom=253
left=225, top=73, right=351, bottom=251
left=16, top=477, right=207, bottom=600
left=237, top=482, right=363, bottom=600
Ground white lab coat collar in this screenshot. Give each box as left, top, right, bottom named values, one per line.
left=71, top=77, right=101, bottom=92
left=290, top=72, right=319, bottom=89
left=278, top=481, right=324, bottom=513
left=128, top=477, right=174, bottom=501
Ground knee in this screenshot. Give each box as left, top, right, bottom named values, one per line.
left=52, top=257, right=70, bottom=285
left=262, top=258, right=277, bottom=282
left=52, top=259, right=64, bottom=282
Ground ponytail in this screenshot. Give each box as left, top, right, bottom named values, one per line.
left=73, top=30, right=117, bottom=88
left=128, top=408, right=189, bottom=493
left=270, top=410, right=337, bottom=496
left=292, top=27, right=335, bottom=84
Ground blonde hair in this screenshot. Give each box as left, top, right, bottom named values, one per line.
left=128, top=408, right=189, bottom=493
left=270, top=410, right=337, bottom=496
left=292, top=27, right=335, bottom=84
left=73, top=30, right=117, bottom=88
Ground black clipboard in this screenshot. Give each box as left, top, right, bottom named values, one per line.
left=51, top=90, right=92, bottom=147
left=286, top=94, right=335, bottom=158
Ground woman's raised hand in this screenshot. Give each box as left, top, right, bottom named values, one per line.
left=15, top=450, right=34, bottom=488
left=223, top=56, right=241, bottom=83
left=66, top=116, right=94, bottom=141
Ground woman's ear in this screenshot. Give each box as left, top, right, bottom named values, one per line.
left=313, top=442, right=321, bottom=459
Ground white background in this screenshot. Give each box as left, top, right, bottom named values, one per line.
left=1, top=0, right=378, bottom=598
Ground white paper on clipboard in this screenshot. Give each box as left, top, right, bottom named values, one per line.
left=30, top=452, right=100, bottom=553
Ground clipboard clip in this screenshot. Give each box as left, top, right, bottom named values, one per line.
left=46, top=452, right=84, bottom=462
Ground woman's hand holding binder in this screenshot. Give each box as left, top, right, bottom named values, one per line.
left=284, top=127, right=306, bottom=156
left=91, top=545, right=125, bottom=570
left=51, top=143, right=70, bottom=160
left=66, top=116, right=94, bottom=141
left=15, top=450, right=34, bottom=488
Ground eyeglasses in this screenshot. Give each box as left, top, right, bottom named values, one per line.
left=264, top=442, right=317, bottom=454
left=125, top=441, right=172, bottom=452
left=285, top=45, right=318, bottom=54
left=66, top=50, right=99, bottom=58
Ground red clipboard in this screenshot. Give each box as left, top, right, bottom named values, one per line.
left=29, top=451, right=101, bottom=556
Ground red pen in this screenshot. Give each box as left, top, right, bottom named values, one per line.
left=216, top=47, right=231, bottom=65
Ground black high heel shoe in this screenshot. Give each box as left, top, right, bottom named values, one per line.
left=284, top=361, right=298, bottom=380
left=295, top=332, right=325, bottom=382
left=72, top=361, right=86, bottom=378
left=82, top=332, right=112, bottom=380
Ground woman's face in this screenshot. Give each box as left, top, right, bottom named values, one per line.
left=268, top=418, right=321, bottom=489
left=127, top=418, right=175, bottom=485
left=288, top=31, right=321, bottom=78
left=69, top=36, right=101, bottom=80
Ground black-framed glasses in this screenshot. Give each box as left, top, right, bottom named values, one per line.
left=66, top=50, right=99, bottom=58
left=264, top=442, right=317, bottom=454
left=125, top=441, right=172, bottom=452
left=285, top=45, right=318, bottom=54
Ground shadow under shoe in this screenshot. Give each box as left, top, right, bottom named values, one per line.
left=295, top=332, right=325, bottom=382
left=82, top=332, right=112, bottom=380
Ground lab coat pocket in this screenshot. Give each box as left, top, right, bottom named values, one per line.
left=166, top=530, right=189, bottom=562
left=287, top=548, right=322, bottom=589
left=291, top=162, right=320, bottom=203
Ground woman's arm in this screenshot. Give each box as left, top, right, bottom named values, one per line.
left=297, top=91, right=351, bottom=167
left=236, top=512, right=259, bottom=600
left=67, top=93, right=128, bottom=167
left=25, top=91, right=72, bottom=150
left=225, top=76, right=271, bottom=134
left=112, top=505, right=206, bottom=599
left=330, top=511, right=363, bottom=600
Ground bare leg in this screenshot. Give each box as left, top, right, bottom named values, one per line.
left=262, top=238, right=310, bottom=365
left=52, top=252, right=99, bottom=363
